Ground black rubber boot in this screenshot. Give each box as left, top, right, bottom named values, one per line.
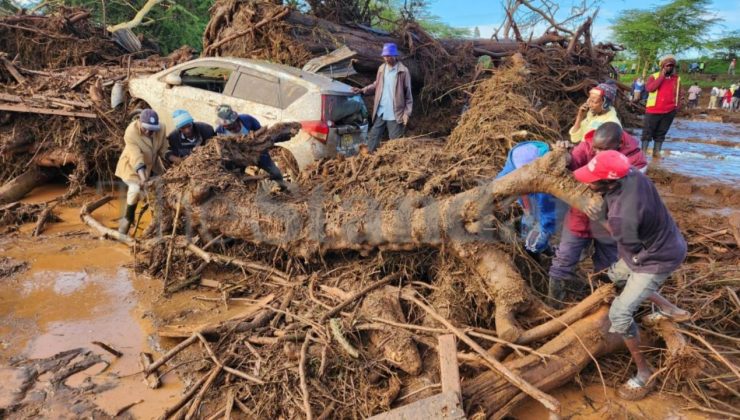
left=652, top=141, right=664, bottom=159
left=547, top=277, right=566, bottom=309
left=118, top=204, right=137, bottom=235
left=641, top=140, right=650, bottom=153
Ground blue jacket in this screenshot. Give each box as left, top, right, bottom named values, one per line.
left=215, top=114, right=261, bottom=135
left=496, top=141, right=557, bottom=251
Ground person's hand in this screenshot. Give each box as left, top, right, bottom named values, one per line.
left=352, top=87, right=362, bottom=94
left=555, top=140, right=572, bottom=150
left=583, top=198, right=603, bottom=220
left=525, top=229, right=549, bottom=254
left=578, top=102, right=589, bottom=115
left=402, top=114, right=409, bottom=125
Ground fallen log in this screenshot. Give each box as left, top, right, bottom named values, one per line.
left=0, top=166, right=54, bottom=204
left=462, top=306, right=624, bottom=417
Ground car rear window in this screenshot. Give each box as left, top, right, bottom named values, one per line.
left=323, top=94, right=367, bottom=124
left=180, top=66, right=233, bottom=93
left=232, top=68, right=280, bottom=108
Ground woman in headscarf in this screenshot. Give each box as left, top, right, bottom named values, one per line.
left=569, top=81, right=621, bottom=143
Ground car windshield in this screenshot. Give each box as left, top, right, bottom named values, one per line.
left=323, top=94, right=368, bottom=125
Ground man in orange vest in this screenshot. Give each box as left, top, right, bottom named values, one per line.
left=642, top=55, right=680, bottom=158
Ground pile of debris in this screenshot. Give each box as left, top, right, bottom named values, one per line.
left=76, top=46, right=739, bottom=419
left=0, top=9, right=194, bottom=233
left=201, top=0, right=632, bottom=135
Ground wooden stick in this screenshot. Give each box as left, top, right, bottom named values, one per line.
left=139, top=352, right=161, bottom=389
left=299, top=331, right=314, bottom=420
left=0, top=55, right=26, bottom=84
left=402, top=290, right=561, bottom=414
left=438, top=334, right=462, bottom=403
left=146, top=334, right=198, bottom=375
left=164, top=193, right=184, bottom=289
left=329, top=318, right=359, bottom=358
left=80, top=196, right=134, bottom=246
left=319, top=273, right=399, bottom=322
left=92, top=341, right=123, bottom=357
left=185, top=366, right=222, bottom=420
left=0, top=103, right=96, bottom=118
left=221, top=365, right=265, bottom=385
left=159, top=369, right=211, bottom=420
left=518, top=284, right=615, bottom=344
left=223, top=389, right=235, bottom=420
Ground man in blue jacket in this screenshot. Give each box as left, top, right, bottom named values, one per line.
left=574, top=149, right=690, bottom=401
left=215, top=104, right=288, bottom=191
left=496, top=141, right=558, bottom=255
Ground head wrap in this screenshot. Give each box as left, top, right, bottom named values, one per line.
left=592, top=81, right=617, bottom=109
left=659, top=54, right=676, bottom=67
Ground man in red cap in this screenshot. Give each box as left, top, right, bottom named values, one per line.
left=573, top=150, right=690, bottom=401
left=549, top=122, right=647, bottom=308
left=353, top=43, right=413, bottom=152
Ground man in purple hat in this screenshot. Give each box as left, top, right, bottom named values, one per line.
left=353, top=43, right=413, bottom=151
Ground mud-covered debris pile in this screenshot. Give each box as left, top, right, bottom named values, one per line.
left=113, top=51, right=740, bottom=419
left=0, top=10, right=194, bottom=202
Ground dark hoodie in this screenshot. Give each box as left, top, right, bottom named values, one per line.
left=604, top=169, right=686, bottom=274
left=566, top=130, right=648, bottom=238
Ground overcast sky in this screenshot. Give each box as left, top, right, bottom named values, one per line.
left=428, top=0, right=740, bottom=42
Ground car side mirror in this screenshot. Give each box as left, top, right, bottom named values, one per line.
left=164, top=73, right=182, bottom=87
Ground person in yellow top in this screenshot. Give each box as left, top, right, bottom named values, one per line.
left=115, top=109, right=174, bottom=234
left=569, top=81, right=622, bottom=143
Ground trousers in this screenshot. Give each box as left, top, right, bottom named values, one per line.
left=641, top=110, right=676, bottom=145
left=367, top=118, right=405, bottom=152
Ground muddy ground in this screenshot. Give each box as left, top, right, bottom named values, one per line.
left=0, top=116, right=738, bottom=419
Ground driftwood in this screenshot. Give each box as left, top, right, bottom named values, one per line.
left=0, top=166, right=54, bottom=204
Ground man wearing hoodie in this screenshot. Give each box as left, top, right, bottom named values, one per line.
left=549, top=122, right=648, bottom=307
left=496, top=141, right=558, bottom=255
left=573, top=149, right=690, bottom=401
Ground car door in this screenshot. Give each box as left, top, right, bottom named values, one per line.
left=228, top=67, right=282, bottom=125
left=159, top=62, right=239, bottom=130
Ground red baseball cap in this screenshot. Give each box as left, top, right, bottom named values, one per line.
left=573, top=150, right=631, bottom=183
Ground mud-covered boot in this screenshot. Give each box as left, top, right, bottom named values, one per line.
left=641, top=140, right=650, bottom=153
left=652, top=141, right=664, bottom=159
left=547, top=277, right=566, bottom=309
left=118, top=204, right=137, bottom=235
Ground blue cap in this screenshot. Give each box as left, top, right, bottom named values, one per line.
left=139, top=109, right=160, bottom=131
left=172, top=109, right=194, bottom=130
left=511, top=143, right=541, bottom=168
left=381, top=43, right=398, bottom=57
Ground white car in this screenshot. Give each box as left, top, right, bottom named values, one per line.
left=128, top=57, right=369, bottom=171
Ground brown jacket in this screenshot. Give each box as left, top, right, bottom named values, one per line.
left=115, top=119, right=169, bottom=183
left=360, top=62, right=413, bottom=123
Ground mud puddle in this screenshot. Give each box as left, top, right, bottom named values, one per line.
left=512, top=383, right=710, bottom=419
left=632, top=119, right=740, bottom=184
left=0, top=184, right=181, bottom=418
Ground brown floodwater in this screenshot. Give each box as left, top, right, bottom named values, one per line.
left=0, top=184, right=181, bottom=419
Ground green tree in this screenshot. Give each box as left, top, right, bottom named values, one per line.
left=611, top=0, right=720, bottom=76
left=708, top=31, right=740, bottom=59
left=473, top=26, right=480, bottom=38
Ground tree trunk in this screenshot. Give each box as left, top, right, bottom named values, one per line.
left=154, top=146, right=600, bottom=259
left=462, top=306, right=624, bottom=417
left=0, top=166, right=54, bottom=204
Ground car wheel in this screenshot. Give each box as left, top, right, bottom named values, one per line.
left=126, top=99, right=151, bottom=121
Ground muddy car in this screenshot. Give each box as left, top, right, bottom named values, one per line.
left=128, top=57, right=369, bottom=172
